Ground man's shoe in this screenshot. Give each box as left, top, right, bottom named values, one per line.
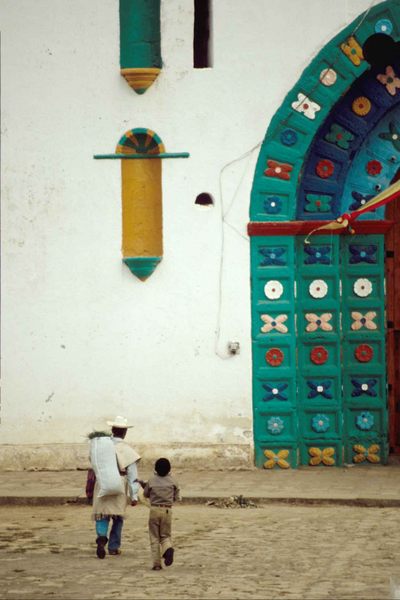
left=96, top=536, right=108, bottom=559
left=108, top=549, right=121, bottom=555
left=152, top=565, right=162, bottom=570
left=163, top=547, right=174, bottom=566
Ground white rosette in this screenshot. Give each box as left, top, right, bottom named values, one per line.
left=354, top=278, right=372, bottom=297
left=264, top=280, right=283, bottom=300
left=309, top=279, right=328, bottom=298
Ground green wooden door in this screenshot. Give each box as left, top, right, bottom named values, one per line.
left=252, top=233, right=387, bottom=468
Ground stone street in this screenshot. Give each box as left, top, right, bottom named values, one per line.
left=0, top=503, right=399, bottom=600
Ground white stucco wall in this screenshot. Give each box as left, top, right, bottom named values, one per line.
left=0, top=0, right=373, bottom=467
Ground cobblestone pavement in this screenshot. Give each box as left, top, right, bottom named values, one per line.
left=0, top=504, right=399, bottom=600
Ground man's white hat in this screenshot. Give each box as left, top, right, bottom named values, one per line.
left=107, top=415, right=133, bottom=429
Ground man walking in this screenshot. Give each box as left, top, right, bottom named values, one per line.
left=91, top=416, right=141, bottom=558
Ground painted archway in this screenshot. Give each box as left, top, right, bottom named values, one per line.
left=248, top=0, right=400, bottom=468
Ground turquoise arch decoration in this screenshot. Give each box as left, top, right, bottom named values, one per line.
left=297, top=78, right=400, bottom=220
left=250, top=0, right=400, bottom=222
left=249, top=0, right=399, bottom=469
left=340, top=104, right=400, bottom=219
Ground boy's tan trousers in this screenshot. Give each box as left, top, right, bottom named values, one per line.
left=148, top=506, right=172, bottom=566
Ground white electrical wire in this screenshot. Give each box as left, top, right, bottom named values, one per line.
left=213, top=0, right=380, bottom=359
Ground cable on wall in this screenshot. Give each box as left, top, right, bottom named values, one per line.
left=213, top=0, right=379, bottom=359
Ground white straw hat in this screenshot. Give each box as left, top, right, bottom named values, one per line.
left=106, top=415, right=133, bottom=429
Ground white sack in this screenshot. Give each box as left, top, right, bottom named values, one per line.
left=90, top=436, right=124, bottom=497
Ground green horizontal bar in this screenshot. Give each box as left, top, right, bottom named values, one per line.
left=94, top=152, right=190, bottom=160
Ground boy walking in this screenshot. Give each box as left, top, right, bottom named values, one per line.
left=143, top=458, right=181, bottom=570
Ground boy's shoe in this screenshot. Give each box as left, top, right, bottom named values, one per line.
left=108, top=549, right=121, bottom=555
left=163, top=547, right=174, bottom=566
left=96, top=536, right=108, bottom=559
left=152, top=565, right=162, bottom=571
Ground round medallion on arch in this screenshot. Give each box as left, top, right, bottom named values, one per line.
left=352, top=96, right=371, bottom=116
left=366, top=160, right=382, bottom=176
left=320, top=68, right=337, bottom=86
left=281, top=129, right=298, bottom=146
left=375, top=18, right=393, bottom=35
left=310, top=346, right=328, bottom=365
left=265, top=348, right=284, bottom=367
left=316, top=159, right=334, bottom=179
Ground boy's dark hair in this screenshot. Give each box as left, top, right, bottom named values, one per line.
left=155, top=457, right=171, bottom=477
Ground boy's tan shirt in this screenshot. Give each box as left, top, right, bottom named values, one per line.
left=143, top=474, right=181, bottom=506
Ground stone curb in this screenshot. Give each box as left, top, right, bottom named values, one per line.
left=1, top=496, right=399, bottom=507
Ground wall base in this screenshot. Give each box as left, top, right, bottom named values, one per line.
left=0, top=443, right=254, bottom=471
